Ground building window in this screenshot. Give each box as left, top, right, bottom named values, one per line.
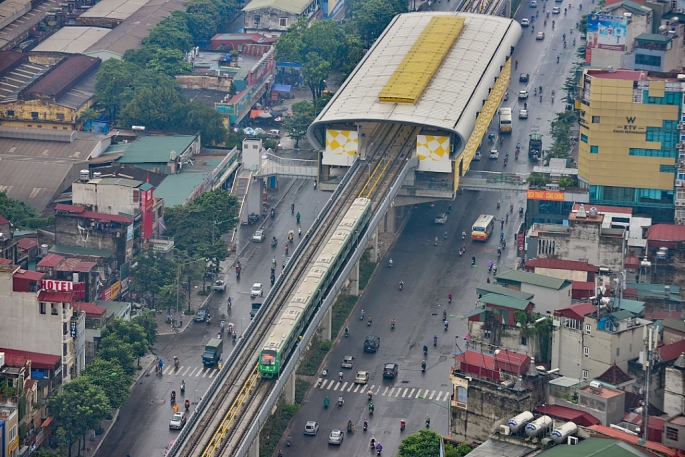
left=253, top=15, right=260, bottom=25
left=635, top=53, right=662, bottom=67
left=583, top=346, right=589, bottom=358
left=582, top=370, right=588, bottom=379
left=666, top=426, right=679, bottom=441
left=660, top=164, right=677, bottom=173
left=51, top=303, right=58, bottom=315
left=592, top=116, right=600, bottom=123
left=40, top=302, right=46, bottom=314
left=616, top=347, right=620, bottom=356
left=484, top=329, right=491, bottom=339
left=27, top=125, right=32, bottom=127
left=581, top=133, right=588, bottom=143
left=520, top=336, right=527, bottom=346
left=590, top=145, right=598, bottom=154
left=56, top=113, right=65, bottom=121
left=279, top=17, right=287, bottom=27
left=37, top=125, right=42, bottom=128
left=6, top=110, right=14, bottom=117
left=585, top=324, right=591, bottom=334
left=31, top=112, right=39, bottom=119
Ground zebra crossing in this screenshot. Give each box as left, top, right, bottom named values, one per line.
left=317, top=380, right=450, bottom=401
left=161, top=365, right=219, bottom=378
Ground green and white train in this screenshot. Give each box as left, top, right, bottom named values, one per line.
left=258, top=198, right=372, bottom=378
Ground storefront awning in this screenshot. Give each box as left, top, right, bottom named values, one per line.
left=272, top=84, right=291, bottom=93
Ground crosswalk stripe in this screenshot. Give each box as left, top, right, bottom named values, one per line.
left=382, top=387, right=389, bottom=396
left=429, top=390, right=435, bottom=400
left=395, top=388, right=401, bottom=397
left=188, top=367, right=198, bottom=377
left=436, top=391, right=443, bottom=401
left=202, top=368, right=210, bottom=378
left=347, top=383, right=354, bottom=392
left=415, top=389, right=423, bottom=399
left=409, top=388, right=415, bottom=398
left=209, top=371, right=216, bottom=379
left=181, top=367, right=190, bottom=376
left=402, top=388, right=408, bottom=398
left=340, top=382, right=348, bottom=391
left=333, top=382, right=341, bottom=391
left=389, top=388, right=395, bottom=397
left=325, top=380, right=334, bottom=389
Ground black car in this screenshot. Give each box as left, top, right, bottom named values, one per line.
left=519, top=73, right=529, bottom=83
left=364, top=336, right=380, bottom=353
left=383, top=363, right=399, bottom=379
left=194, top=308, right=208, bottom=322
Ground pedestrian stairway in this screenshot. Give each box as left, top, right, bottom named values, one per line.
left=317, top=380, right=450, bottom=402
left=162, top=365, right=219, bottom=378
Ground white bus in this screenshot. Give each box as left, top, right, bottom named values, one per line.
left=499, top=108, right=512, bottom=133
left=471, top=214, right=495, bottom=241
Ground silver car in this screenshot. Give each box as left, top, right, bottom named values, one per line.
left=169, top=412, right=186, bottom=430
left=304, top=421, right=319, bottom=436
left=328, top=429, right=344, bottom=445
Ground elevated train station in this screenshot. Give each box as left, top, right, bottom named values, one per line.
left=308, top=12, right=522, bottom=201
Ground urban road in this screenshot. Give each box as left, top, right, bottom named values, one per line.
left=278, top=2, right=584, bottom=456
left=97, top=1, right=583, bottom=455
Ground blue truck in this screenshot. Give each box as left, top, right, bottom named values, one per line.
left=202, top=337, right=223, bottom=366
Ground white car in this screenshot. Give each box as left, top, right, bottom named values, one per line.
left=489, top=149, right=499, bottom=159
left=304, top=421, right=319, bottom=436
left=213, top=280, right=226, bottom=292
left=169, top=412, right=186, bottom=430
left=519, top=109, right=528, bottom=119
left=252, top=230, right=265, bottom=242
left=518, top=90, right=529, bottom=99
left=341, top=356, right=355, bottom=369
left=521, top=18, right=529, bottom=27
left=530, top=0, right=537, bottom=6
left=250, top=283, right=263, bottom=298
left=354, top=370, right=370, bottom=385
left=552, top=6, right=561, bottom=13
left=474, top=150, right=482, bottom=161
left=328, top=429, right=344, bottom=445
left=434, top=213, right=448, bottom=225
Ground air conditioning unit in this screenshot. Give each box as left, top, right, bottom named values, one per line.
left=678, top=142, right=685, bottom=150
left=499, top=425, right=511, bottom=435
left=678, top=8, right=684, bottom=13
left=679, top=122, right=685, bottom=130
left=677, top=179, right=684, bottom=187
left=676, top=201, right=685, bottom=207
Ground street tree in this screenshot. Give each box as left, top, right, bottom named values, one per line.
left=49, top=378, right=110, bottom=457
left=302, top=52, right=331, bottom=100
left=185, top=0, right=219, bottom=42
left=94, top=59, right=139, bottom=120
left=282, top=101, right=315, bottom=148
left=82, top=358, right=132, bottom=409
left=97, top=335, right=136, bottom=377
left=156, top=283, right=188, bottom=313
left=143, top=11, right=194, bottom=53
left=117, top=85, right=187, bottom=131
left=183, top=101, right=228, bottom=145
left=132, top=247, right=176, bottom=305
left=147, top=48, right=192, bottom=76
left=352, top=0, right=403, bottom=47
left=0, top=191, right=40, bottom=229
left=398, top=429, right=442, bottom=457
left=102, top=319, right=151, bottom=364
left=136, top=309, right=159, bottom=348
left=78, top=107, right=102, bottom=125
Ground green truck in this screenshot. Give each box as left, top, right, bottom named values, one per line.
left=202, top=337, right=223, bottom=366
left=529, top=134, right=543, bottom=162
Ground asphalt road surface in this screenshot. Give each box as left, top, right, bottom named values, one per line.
left=98, top=179, right=321, bottom=457
left=279, top=3, right=587, bottom=456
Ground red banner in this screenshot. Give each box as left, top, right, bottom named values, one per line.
left=527, top=190, right=564, bottom=201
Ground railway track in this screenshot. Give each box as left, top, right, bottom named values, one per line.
left=176, top=124, right=417, bottom=457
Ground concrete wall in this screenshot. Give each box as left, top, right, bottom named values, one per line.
left=551, top=325, right=585, bottom=379
left=628, top=359, right=664, bottom=411
left=663, top=419, right=685, bottom=451
left=451, top=375, right=546, bottom=442
left=582, top=316, right=649, bottom=380
left=664, top=366, right=685, bottom=417
left=0, top=269, right=67, bottom=364
left=521, top=283, right=572, bottom=314
left=72, top=181, right=141, bottom=217
left=532, top=267, right=589, bottom=282
left=0, top=97, right=93, bottom=130
left=54, top=214, right=133, bottom=265
left=244, top=7, right=312, bottom=34
left=578, top=387, right=625, bottom=426
left=175, top=75, right=233, bottom=91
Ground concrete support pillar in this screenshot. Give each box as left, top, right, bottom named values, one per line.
left=368, top=227, right=379, bottom=262
left=348, top=260, right=360, bottom=296
left=384, top=204, right=396, bottom=233
left=319, top=306, right=332, bottom=340
left=284, top=370, right=296, bottom=404
left=247, top=435, right=259, bottom=457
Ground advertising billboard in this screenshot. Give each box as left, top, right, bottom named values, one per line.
left=586, top=14, right=628, bottom=51
left=323, top=129, right=358, bottom=166
left=416, top=135, right=452, bottom=173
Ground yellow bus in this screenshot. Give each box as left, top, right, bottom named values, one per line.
left=499, top=108, right=512, bottom=133
left=471, top=214, right=495, bottom=241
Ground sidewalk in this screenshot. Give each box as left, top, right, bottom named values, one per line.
left=155, top=281, right=213, bottom=336
left=70, top=353, right=157, bottom=457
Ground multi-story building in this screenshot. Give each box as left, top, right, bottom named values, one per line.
left=551, top=301, right=651, bottom=381
left=577, top=68, right=682, bottom=222
left=0, top=264, right=86, bottom=383
left=242, top=0, right=320, bottom=35
left=0, top=406, right=18, bottom=457
left=0, top=215, right=18, bottom=265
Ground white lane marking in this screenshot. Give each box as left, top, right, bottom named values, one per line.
left=436, top=391, right=443, bottom=401
left=333, top=382, right=341, bottom=391
left=429, top=390, right=435, bottom=400
left=208, top=370, right=216, bottom=379
left=395, top=388, right=401, bottom=397
left=202, top=368, right=210, bottom=378
left=181, top=367, right=190, bottom=376
left=325, top=380, right=334, bottom=389
left=347, top=383, right=354, bottom=392
left=409, top=388, right=415, bottom=398
left=353, top=384, right=360, bottom=393
left=388, top=388, right=395, bottom=397
left=402, top=388, right=408, bottom=398
left=188, top=367, right=199, bottom=378
left=382, top=387, right=389, bottom=396
left=340, top=382, right=348, bottom=391
left=415, top=389, right=423, bottom=399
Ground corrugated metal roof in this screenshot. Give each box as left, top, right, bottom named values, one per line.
left=27, top=55, right=100, bottom=99
left=595, top=363, right=633, bottom=386
left=479, top=293, right=530, bottom=311
left=496, top=269, right=571, bottom=290
left=646, top=224, right=685, bottom=242
left=308, top=12, right=521, bottom=152
left=32, top=27, right=111, bottom=53
left=662, top=317, right=685, bottom=333
left=476, top=283, right=534, bottom=300
left=554, top=302, right=597, bottom=321
left=242, top=0, right=314, bottom=14
left=116, top=135, right=196, bottom=164
left=0, top=348, right=61, bottom=369
left=79, top=0, right=148, bottom=19
left=154, top=172, right=206, bottom=207
left=524, top=258, right=598, bottom=272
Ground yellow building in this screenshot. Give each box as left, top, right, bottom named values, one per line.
left=0, top=407, right=18, bottom=457
left=578, top=68, right=681, bottom=221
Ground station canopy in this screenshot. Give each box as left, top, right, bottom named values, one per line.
left=307, top=12, right=521, bottom=154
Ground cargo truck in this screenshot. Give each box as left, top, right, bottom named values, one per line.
left=202, top=338, right=223, bottom=366
left=529, top=134, right=543, bottom=162
left=250, top=302, right=262, bottom=320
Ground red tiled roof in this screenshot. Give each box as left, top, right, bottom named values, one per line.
left=534, top=405, right=601, bottom=426
left=572, top=203, right=633, bottom=214
left=73, top=261, right=97, bottom=272
left=0, top=214, right=9, bottom=224
left=554, top=302, right=597, bottom=321
left=37, top=254, right=64, bottom=268
left=573, top=281, right=603, bottom=291
left=0, top=258, right=11, bottom=265
left=596, top=363, right=633, bottom=386
left=493, top=348, right=530, bottom=375
left=16, top=238, right=37, bottom=250
left=647, top=224, right=685, bottom=242
left=644, top=311, right=683, bottom=321
left=456, top=350, right=496, bottom=370
left=656, top=339, right=685, bottom=362
left=14, top=269, right=44, bottom=281
left=525, top=258, right=598, bottom=272
left=0, top=348, right=61, bottom=370
left=55, top=258, right=81, bottom=272
left=54, top=203, right=85, bottom=214
left=624, top=256, right=640, bottom=269
left=37, top=291, right=75, bottom=303
left=76, top=302, right=106, bottom=317
left=587, top=425, right=677, bottom=456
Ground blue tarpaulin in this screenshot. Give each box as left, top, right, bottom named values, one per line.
left=272, top=84, right=291, bottom=92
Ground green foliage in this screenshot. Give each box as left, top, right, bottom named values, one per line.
left=282, top=101, right=315, bottom=148
left=578, top=14, right=588, bottom=33
left=226, top=129, right=247, bottom=149
left=118, top=85, right=187, bottom=130
left=259, top=402, right=298, bottom=457
left=82, top=359, right=132, bottom=409
left=398, top=429, right=443, bottom=457
left=97, top=335, right=136, bottom=377
left=31, top=449, right=60, bottom=457
left=132, top=247, right=176, bottom=302
left=0, top=379, right=18, bottom=398
left=186, top=0, right=219, bottom=42
left=359, top=248, right=376, bottom=289
left=156, top=283, right=188, bottom=312
left=0, top=191, right=40, bottom=229
left=146, top=48, right=193, bottom=76
left=351, top=0, right=405, bottom=46
left=135, top=310, right=159, bottom=347
left=143, top=11, right=194, bottom=53
left=331, top=292, right=358, bottom=339
left=183, top=101, right=228, bottom=145
left=296, top=334, right=331, bottom=376
left=558, top=176, right=576, bottom=188
left=295, top=379, right=309, bottom=404
left=102, top=318, right=152, bottom=360
left=49, top=378, right=111, bottom=446
left=546, top=110, right=578, bottom=160
left=526, top=172, right=550, bottom=187
left=78, top=107, right=102, bottom=124
left=445, top=442, right=472, bottom=457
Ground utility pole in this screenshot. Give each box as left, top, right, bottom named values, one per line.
left=641, top=326, right=657, bottom=443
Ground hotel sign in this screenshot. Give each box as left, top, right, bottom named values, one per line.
left=41, top=279, right=73, bottom=292
left=527, top=190, right=565, bottom=201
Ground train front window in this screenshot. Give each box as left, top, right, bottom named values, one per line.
left=261, top=350, right=277, bottom=366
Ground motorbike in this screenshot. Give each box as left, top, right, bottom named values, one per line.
left=370, top=439, right=376, bottom=449
left=271, top=237, right=278, bottom=247
left=426, top=417, right=431, bottom=428
left=174, top=356, right=179, bottom=369
left=519, top=207, right=524, bottom=217
left=434, top=237, right=438, bottom=246
left=399, top=281, right=404, bottom=291
left=185, top=399, right=190, bottom=411
left=421, top=361, right=426, bottom=373
left=236, top=266, right=241, bottom=279
left=458, top=247, right=463, bottom=257
left=367, top=317, right=372, bottom=326
left=338, top=397, right=344, bottom=407
left=377, top=444, right=382, bottom=455
left=497, top=200, right=500, bottom=209
left=433, top=336, right=438, bottom=346
left=391, top=319, right=395, bottom=330
left=400, top=420, right=406, bottom=431
left=388, top=259, right=393, bottom=268
left=286, top=436, right=292, bottom=447
left=170, top=391, right=176, bottom=403
left=344, top=328, right=349, bottom=337
left=369, top=403, right=374, bottom=414
left=363, top=420, right=368, bottom=431
left=368, top=390, right=373, bottom=401
left=207, top=315, right=212, bottom=325
left=270, top=208, right=275, bottom=218
left=444, top=321, right=449, bottom=331
left=323, top=396, right=330, bottom=407
left=423, top=344, right=428, bottom=355
left=180, top=381, right=185, bottom=393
